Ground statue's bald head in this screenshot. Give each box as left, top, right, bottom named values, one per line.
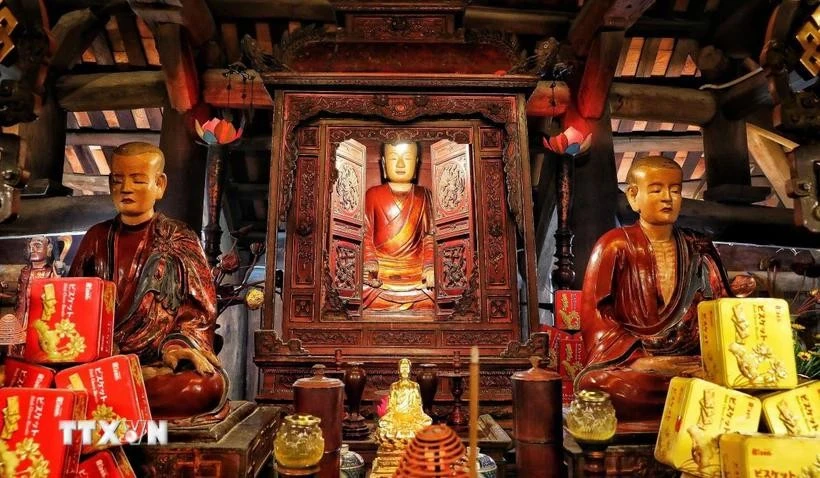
left=626, top=155, right=682, bottom=186
left=112, top=142, right=165, bottom=173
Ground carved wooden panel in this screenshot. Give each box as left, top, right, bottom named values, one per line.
left=328, top=139, right=366, bottom=308
left=442, top=331, right=512, bottom=346
left=371, top=330, right=436, bottom=347
left=291, top=329, right=362, bottom=345
left=291, top=295, right=314, bottom=322
left=293, top=157, right=318, bottom=286
left=343, top=14, right=457, bottom=42
left=480, top=127, right=503, bottom=152
left=431, top=140, right=475, bottom=305
left=487, top=297, right=512, bottom=323
left=482, top=160, right=509, bottom=287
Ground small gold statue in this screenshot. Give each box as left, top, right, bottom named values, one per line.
left=371, top=358, right=433, bottom=477
left=378, top=358, right=432, bottom=441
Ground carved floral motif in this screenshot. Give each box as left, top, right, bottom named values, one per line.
left=345, top=15, right=455, bottom=42
left=437, top=162, right=466, bottom=211
left=333, top=244, right=358, bottom=290
left=443, top=331, right=510, bottom=346
left=335, top=163, right=360, bottom=213
left=292, top=330, right=360, bottom=344
left=485, top=164, right=507, bottom=285
left=372, top=331, right=434, bottom=346
left=441, top=244, right=468, bottom=290
left=254, top=330, right=309, bottom=357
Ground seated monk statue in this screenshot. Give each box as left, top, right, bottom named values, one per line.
left=377, top=358, right=432, bottom=442
left=69, top=142, right=228, bottom=422
left=363, top=142, right=435, bottom=312
left=576, top=155, right=753, bottom=424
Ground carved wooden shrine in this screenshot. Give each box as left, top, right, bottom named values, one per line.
left=253, top=4, right=545, bottom=416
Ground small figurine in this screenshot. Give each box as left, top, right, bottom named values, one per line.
left=362, top=142, right=435, bottom=311
left=69, top=142, right=227, bottom=422
left=372, top=358, right=433, bottom=477
left=576, top=156, right=751, bottom=424
left=9, top=236, right=65, bottom=357
left=377, top=358, right=432, bottom=441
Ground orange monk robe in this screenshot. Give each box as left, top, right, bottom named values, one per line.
left=362, top=183, right=435, bottom=311
left=575, top=224, right=733, bottom=422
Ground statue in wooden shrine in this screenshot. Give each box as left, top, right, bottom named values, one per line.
left=362, top=142, right=435, bottom=311
left=576, top=155, right=752, bottom=424
left=377, top=358, right=433, bottom=442
left=69, top=142, right=228, bottom=422
left=11, top=236, right=64, bottom=356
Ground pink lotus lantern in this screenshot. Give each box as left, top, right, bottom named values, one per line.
left=542, top=126, right=591, bottom=157
left=195, top=117, right=244, bottom=146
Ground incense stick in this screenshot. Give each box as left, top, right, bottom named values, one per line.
left=469, top=346, right=479, bottom=477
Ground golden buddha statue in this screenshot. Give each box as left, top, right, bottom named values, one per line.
left=577, top=156, right=752, bottom=426
left=377, top=358, right=432, bottom=441
left=371, top=358, right=433, bottom=477
left=362, top=142, right=435, bottom=312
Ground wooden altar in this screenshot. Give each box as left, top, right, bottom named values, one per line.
left=253, top=2, right=546, bottom=413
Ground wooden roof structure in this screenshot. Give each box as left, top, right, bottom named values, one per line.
left=0, top=0, right=814, bottom=249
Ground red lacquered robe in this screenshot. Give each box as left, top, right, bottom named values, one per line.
left=576, top=224, right=733, bottom=422
left=69, top=213, right=227, bottom=420
left=362, top=183, right=435, bottom=311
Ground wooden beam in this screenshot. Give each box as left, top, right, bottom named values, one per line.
left=56, top=71, right=167, bottom=111
left=202, top=69, right=275, bottom=109
left=65, top=131, right=160, bottom=146
left=702, top=110, right=770, bottom=203
left=50, top=9, right=110, bottom=73
left=62, top=173, right=110, bottom=194
left=16, top=96, right=67, bottom=185
left=719, top=70, right=772, bottom=120
left=157, top=100, right=206, bottom=230
left=463, top=6, right=572, bottom=36
left=206, top=0, right=335, bottom=21
left=0, top=196, right=116, bottom=238
left=577, top=31, right=626, bottom=119
left=180, top=0, right=215, bottom=47
left=745, top=122, right=798, bottom=153
left=152, top=23, right=199, bottom=112
left=569, top=106, right=620, bottom=290
left=747, top=127, right=794, bottom=208
left=612, top=133, right=702, bottom=152
left=568, top=0, right=656, bottom=57
left=617, top=194, right=818, bottom=248
left=608, top=82, right=716, bottom=124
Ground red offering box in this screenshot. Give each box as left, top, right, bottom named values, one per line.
left=557, top=333, right=584, bottom=381
left=55, top=355, right=151, bottom=452
left=0, top=387, right=87, bottom=477
left=554, top=290, right=582, bottom=330
left=78, top=448, right=137, bottom=478
left=3, top=357, right=56, bottom=388
left=24, top=278, right=116, bottom=364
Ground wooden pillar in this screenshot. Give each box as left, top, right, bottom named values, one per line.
left=157, top=102, right=206, bottom=230
left=568, top=107, right=618, bottom=290
left=701, top=111, right=770, bottom=203
left=16, top=94, right=67, bottom=189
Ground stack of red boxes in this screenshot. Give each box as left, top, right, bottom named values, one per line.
left=541, top=290, right=585, bottom=405
left=1, top=277, right=143, bottom=477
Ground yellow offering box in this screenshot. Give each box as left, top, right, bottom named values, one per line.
left=655, top=377, right=761, bottom=478
left=761, top=380, right=820, bottom=437
left=698, top=298, right=797, bottom=390
left=719, top=433, right=820, bottom=477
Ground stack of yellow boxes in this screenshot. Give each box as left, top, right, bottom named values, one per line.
left=654, top=298, right=819, bottom=478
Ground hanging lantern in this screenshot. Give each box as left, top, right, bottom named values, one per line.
left=195, top=115, right=245, bottom=146
left=542, top=126, right=591, bottom=157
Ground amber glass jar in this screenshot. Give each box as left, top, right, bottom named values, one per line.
left=274, top=414, right=325, bottom=469
left=565, top=390, right=617, bottom=443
